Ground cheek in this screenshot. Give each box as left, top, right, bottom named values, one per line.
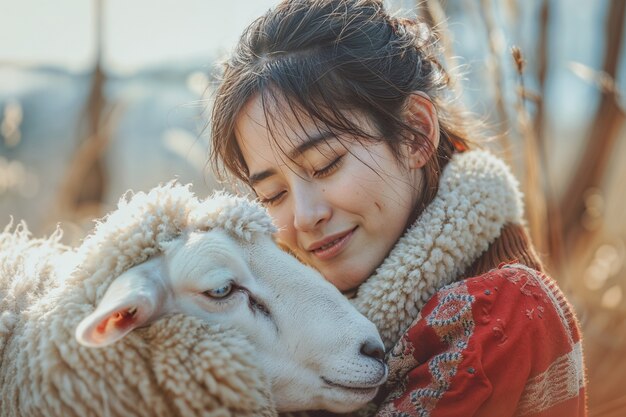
left=269, top=208, right=297, bottom=246
left=341, top=172, right=384, bottom=208
left=274, top=227, right=294, bottom=247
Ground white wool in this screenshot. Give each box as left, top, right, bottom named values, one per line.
left=0, top=182, right=276, bottom=417
left=67, top=184, right=275, bottom=304
left=352, top=150, right=525, bottom=349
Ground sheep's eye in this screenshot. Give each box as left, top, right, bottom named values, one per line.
left=203, top=283, right=233, bottom=299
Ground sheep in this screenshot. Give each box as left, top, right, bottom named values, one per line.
left=0, top=183, right=387, bottom=417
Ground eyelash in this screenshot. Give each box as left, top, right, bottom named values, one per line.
left=312, top=155, right=344, bottom=178
left=259, top=192, right=285, bottom=206
left=258, top=155, right=344, bottom=206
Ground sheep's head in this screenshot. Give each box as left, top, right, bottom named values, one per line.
left=75, top=187, right=387, bottom=413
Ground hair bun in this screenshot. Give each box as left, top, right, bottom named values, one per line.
left=389, top=16, right=410, bottom=37
left=389, top=16, right=433, bottom=50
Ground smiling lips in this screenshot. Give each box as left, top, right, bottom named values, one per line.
left=308, top=227, right=357, bottom=261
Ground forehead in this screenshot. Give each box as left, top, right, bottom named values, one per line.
left=235, top=93, right=324, bottom=157
left=169, top=229, right=246, bottom=278
left=234, top=93, right=376, bottom=169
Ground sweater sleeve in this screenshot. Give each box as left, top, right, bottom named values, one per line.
left=376, top=264, right=586, bottom=417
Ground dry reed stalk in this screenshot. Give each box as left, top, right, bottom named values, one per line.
left=419, top=0, right=461, bottom=88
left=530, top=0, right=567, bottom=277
left=511, top=46, right=550, bottom=263
left=51, top=0, right=108, bottom=225
left=53, top=131, right=108, bottom=216
left=560, top=0, right=626, bottom=247
left=476, top=0, right=513, bottom=164
left=533, top=0, right=548, bottom=145
left=416, top=0, right=463, bottom=103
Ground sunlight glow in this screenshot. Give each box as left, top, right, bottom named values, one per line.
left=601, top=285, right=623, bottom=310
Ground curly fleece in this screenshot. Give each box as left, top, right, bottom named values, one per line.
left=0, top=183, right=276, bottom=417
left=351, top=150, right=525, bottom=349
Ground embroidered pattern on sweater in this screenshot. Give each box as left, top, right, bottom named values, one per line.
left=377, top=282, right=475, bottom=417
left=503, top=264, right=586, bottom=416
left=367, top=269, right=586, bottom=417
left=515, top=342, right=585, bottom=416
left=384, top=319, right=420, bottom=405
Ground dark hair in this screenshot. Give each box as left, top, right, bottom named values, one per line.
left=211, top=0, right=477, bottom=212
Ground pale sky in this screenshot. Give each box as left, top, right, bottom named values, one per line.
left=0, top=0, right=281, bottom=73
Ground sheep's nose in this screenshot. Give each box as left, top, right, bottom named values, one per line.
left=360, top=338, right=385, bottom=362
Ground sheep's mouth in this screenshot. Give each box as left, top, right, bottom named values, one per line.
left=321, top=376, right=382, bottom=392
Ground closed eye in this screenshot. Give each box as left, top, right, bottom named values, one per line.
left=313, top=155, right=344, bottom=178
left=257, top=155, right=344, bottom=207
left=258, top=190, right=286, bottom=206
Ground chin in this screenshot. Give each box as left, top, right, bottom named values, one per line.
left=323, top=265, right=371, bottom=293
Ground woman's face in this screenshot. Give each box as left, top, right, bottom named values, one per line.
left=235, top=95, right=424, bottom=292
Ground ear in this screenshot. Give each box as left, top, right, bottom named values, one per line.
left=403, top=92, right=440, bottom=169
left=75, top=257, right=166, bottom=348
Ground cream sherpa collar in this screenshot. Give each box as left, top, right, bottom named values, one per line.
left=351, top=150, right=525, bottom=349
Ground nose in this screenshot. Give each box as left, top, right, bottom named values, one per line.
left=360, top=338, right=385, bottom=362
left=292, top=184, right=331, bottom=232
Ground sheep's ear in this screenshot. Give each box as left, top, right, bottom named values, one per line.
left=75, top=257, right=166, bottom=348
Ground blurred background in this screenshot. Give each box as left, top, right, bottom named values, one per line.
left=0, top=0, right=624, bottom=415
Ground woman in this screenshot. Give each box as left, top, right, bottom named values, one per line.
left=210, top=0, right=587, bottom=415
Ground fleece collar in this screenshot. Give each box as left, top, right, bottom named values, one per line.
left=351, top=150, right=525, bottom=349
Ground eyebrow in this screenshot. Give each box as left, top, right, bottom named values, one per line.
left=247, top=130, right=336, bottom=186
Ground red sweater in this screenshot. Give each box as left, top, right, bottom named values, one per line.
left=376, top=263, right=586, bottom=417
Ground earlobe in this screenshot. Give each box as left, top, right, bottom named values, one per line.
left=403, top=92, right=440, bottom=169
